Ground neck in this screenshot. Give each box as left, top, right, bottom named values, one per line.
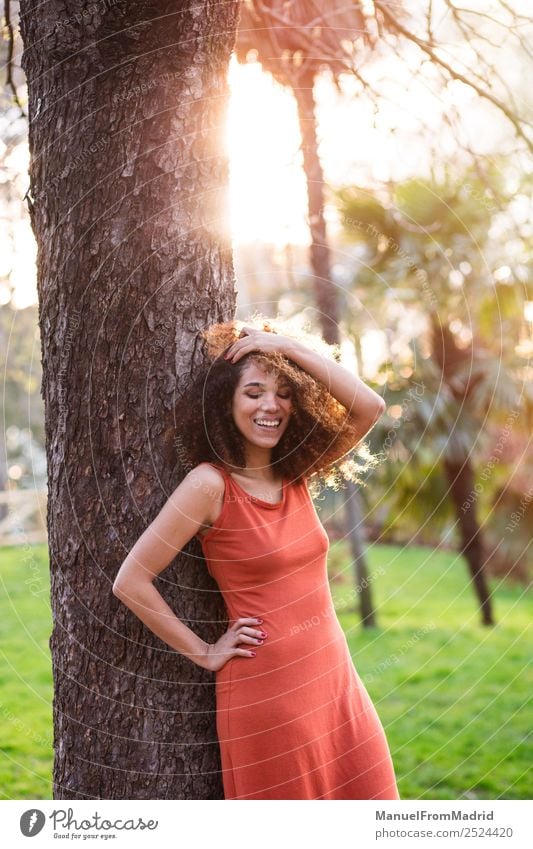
left=229, top=444, right=275, bottom=480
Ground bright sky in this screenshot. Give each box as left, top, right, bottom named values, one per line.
left=226, top=57, right=309, bottom=246
left=2, top=50, right=517, bottom=310
left=5, top=58, right=311, bottom=309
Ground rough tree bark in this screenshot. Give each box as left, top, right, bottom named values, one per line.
left=19, top=0, right=240, bottom=798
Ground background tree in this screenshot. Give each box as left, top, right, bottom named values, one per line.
left=236, top=0, right=382, bottom=626
left=0, top=302, right=45, bottom=499
left=18, top=0, right=240, bottom=799
left=0, top=16, right=32, bottom=505
left=235, top=0, right=531, bottom=627
left=338, top=170, right=531, bottom=624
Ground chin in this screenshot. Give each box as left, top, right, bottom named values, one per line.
left=247, top=432, right=282, bottom=446
left=241, top=422, right=287, bottom=447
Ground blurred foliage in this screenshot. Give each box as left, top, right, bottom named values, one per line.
left=0, top=303, right=45, bottom=488
left=337, top=166, right=532, bottom=581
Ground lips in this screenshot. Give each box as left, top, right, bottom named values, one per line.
left=253, top=418, right=281, bottom=430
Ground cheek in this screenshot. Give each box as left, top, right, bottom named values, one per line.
left=233, top=399, right=254, bottom=421
left=231, top=401, right=243, bottom=426
left=286, top=404, right=296, bottom=424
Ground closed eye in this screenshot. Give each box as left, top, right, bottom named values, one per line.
left=247, top=392, right=291, bottom=399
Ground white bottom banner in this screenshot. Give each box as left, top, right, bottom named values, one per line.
left=3, top=799, right=532, bottom=849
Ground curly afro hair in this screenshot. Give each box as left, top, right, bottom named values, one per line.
left=174, top=316, right=380, bottom=492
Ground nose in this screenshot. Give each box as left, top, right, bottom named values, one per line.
left=259, top=394, right=280, bottom=412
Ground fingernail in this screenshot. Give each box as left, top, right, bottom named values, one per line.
left=251, top=652, right=256, bottom=656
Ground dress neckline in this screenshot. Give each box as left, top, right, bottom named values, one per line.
left=227, top=472, right=286, bottom=509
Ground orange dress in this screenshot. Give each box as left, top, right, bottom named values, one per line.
left=197, top=462, right=400, bottom=800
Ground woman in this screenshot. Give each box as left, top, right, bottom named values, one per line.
left=113, top=318, right=400, bottom=800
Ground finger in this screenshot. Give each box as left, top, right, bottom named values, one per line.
left=237, top=626, right=266, bottom=638
left=234, top=648, right=256, bottom=658
left=225, top=341, right=247, bottom=359
left=233, top=616, right=263, bottom=626
left=235, top=634, right=264, bottom=646
left=231, top=341, right=254, bottom=362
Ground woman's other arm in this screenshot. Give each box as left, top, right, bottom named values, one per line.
left=112, top=464, right=220, bottom=669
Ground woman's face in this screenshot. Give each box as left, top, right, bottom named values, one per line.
left=231, top=360, right=293, bottom=450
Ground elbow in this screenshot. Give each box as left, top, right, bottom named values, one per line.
left=112, top=579, right=126, bottom=599
left=375, top=397, right=386, bottom=420
left=112, top=575, right=152, bottom=601
left=370, top=401, right=386, bottom=430
left=347, top=397, right=385, bottom=435
left=112, top=561, right=133, bottom=598
left=112, top=572, right=132, bottom=599
left=362, top=398, right=386, bottom=429
left=360, top=399, right=386, bottom=435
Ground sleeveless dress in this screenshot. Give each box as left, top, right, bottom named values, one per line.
left=196, top=462, right=400, bottom=800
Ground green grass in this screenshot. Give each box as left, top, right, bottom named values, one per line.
left=0, top=542, right=531, bottom=799
left=0, top=544, right=53, bottom=799
left=330, top=541, right=532, bottom=800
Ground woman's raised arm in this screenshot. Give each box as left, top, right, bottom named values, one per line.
left=225, top=327, right=386, bottom=440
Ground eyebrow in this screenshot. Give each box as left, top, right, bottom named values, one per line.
left=243, top=381, right=291, bottom=389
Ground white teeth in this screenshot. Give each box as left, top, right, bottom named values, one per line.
left=254, top=419, right=280, bottom=428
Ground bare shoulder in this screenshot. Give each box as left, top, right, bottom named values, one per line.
left=184, top=463, right=225, bottom=533
left=164, top=463, right=224, bottom=515
left=187, top=462, right=225, bottom=495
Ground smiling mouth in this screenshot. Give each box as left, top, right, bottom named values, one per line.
left=253, top=418, right=281, bottom=430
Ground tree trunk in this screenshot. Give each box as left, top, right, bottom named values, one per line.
left=444, top=457, right=495, bottom=626
left=0, top=316, right=9, bottom=516
left=343, top=485, right=376, bottom=626
left=0, top=426, right=7, bottom=520
left=293, top=69, right=339, bottom=346
left=293, top=69, right=376, bottom=628
left=430, top=315, right=495, bottom=626
left=19, top=0, right=240, bottom=799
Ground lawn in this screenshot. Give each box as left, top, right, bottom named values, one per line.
left=330, top=540, right=532, bottom=800
left=0, top=541, right=531, bottom=799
